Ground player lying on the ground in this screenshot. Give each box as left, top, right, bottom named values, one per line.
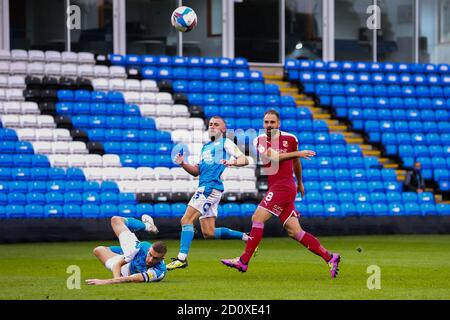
left=221, top=109, right=341, bottom=278
left=166, top=116, right=251, bottom=271
left=86, top=215, right=167, bottom=285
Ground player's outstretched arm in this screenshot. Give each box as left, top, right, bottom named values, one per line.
left=86, top=273, right=145, bottom=285
left=221, top=155, right=249, bottom=167
left=174, top=153, right=200, bottom=177
left=266, top=148, right=316, bottom=163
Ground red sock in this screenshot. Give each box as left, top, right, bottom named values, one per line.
left=295, top=230, right=332, bottom=262
left=240, top=222, right=264, bottom=264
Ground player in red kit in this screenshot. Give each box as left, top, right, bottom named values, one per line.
left=221, top=110, right=341, bottom=278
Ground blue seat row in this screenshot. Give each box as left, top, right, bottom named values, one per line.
left=57, top=90, right=124, bottom=103
left=0, top=128, right=18, bottom=141
left=0, top=167, right=85, bottom=181
left=300, top=156, right=379, bottom=169
left=360, top=120, right=449, bottom=134
left=0, top=192, right=136, bottom=206
left=71, top=115, right=156, bottom=130
left=0, top=202, right=258, bottom=219
left=109, top=54, right=249, bottom=69
left=142, top=67, right=263, bottom=82
left=380, top=133, right=450, bottom=146
left=173, top=80, right=279, bottom=94
left=0, top=154, right=50, bottom=167
left=301, top=168, right=397, bottom=182
left=303, top=181, right=402, bottom=193
left=0, top=180, right=119, bottom=193
left=330, top=96, right=450, bottom=109
left=296, top=71, right=450, bottom=86
left=120, top=154, right=175, bottom=168
left=187, top=93, right=296, bottom=107
left=87, top=129, right=171, bottom=143
left=316, top=83, right=450, bottom=98
left=294, top=202, right=450, bottom=217
left=203, top=105, right=312, bottom=119
left=388, top=146, right=450, bottom=160
left=103, top=142, right=174, bottom=155
left=56, top=102, right=141, bottom=116
left=299, top=191, right=435, bottom=205
left=285, top=59, right=450, bottom=74
left=344, top=108, right=449, bottom=122
left=0, top=141, right=34, bottom=154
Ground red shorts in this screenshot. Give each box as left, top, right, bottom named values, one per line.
left=258, top=184, right=299, bottom=226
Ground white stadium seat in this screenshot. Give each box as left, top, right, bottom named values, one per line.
left=102, top=154, right=121, bottom=167
left=7, top=76, right=26, bottom=88
left=28, top=50, right=45, bottom=62
left=20, top=115, right=38, bottom=127
left=171, top=167, right=191, bottom=180
left=1, top=115, right=20, bottom=127
left=110, top=66, right=127, bottom=78
left=85, top=154, right=103, bottom=167
left=171, top=129, right=191, bottom=143
left=37, top=115, right=56, bottom=128
left=155, top=104, right=173, bottom=117
left=109, top=79, right=126, bottom=91
left=140, top=80, right=158, bottom=92
left=84, top=167, right=103, bottom=181
left=136, top=167, right=155, bottom=180
left=21, top=102, right=40, bottom=114
left=52, top=141, right=71, bottom=154
left=9, top=62, right=27, bottom=75
left=32, top=141, right=52, bottom=154
left=35, top=128, right=55, bottom=141
left=155, top=117, right=172, bottom=130
left=102, top=168, right=120, bottom=181
left=78, top=52, right=95, bottom=64
left=0, top=50, right=11, bottom=61
left=3, top=101, right=22, bottom=114
left=53, top=128, right=72, bottom=141
left=171, top=180, right=191, bottom=193
left=6, top=89, right=25, bottom=101
left=117, top=181, right=138, bottom=193
left=138, top=104, right=156, bottom=117
left=119, top=167, right=138, bottom=180
left=240, top=181, right=258, bottom=193
left=45, top=51, right=62, bottom=63
left=62, top=51, right=79, bottom=64
left=45, top=63, right=62, bottom=76
left=172, top=117, right=190, bottom=130
left=156, top=92, right=173, bottom=104
left=140, top=92, right=157, bottom=104
left=135, top=180, right=155, bottom=193
left=123, top=91, right=141, bottom=104
left=16, top=128, right=35, bottom=141
left=154, top=167, right=173, bottom=180
left=222, top=168, right=241, bottom=181
left=172, top=104, right=190, bottom=117
left=77, top=64, right=94, bottom=77
left=92, top=78, right=109, bottom=91
left=0, top=61, right=9, bottom=74
left=189, top=118, right=205, bottom=130
left=0, top=75, right=7, bottom=87
left=239, top=168, right=257, bottom=181
left=94, top=65, right=110, bottom=78
left=11, top=50, right=28, bottom=61
left=125, top=79, right=141, bottom=92
left=61, top=64, right=78, bottom=77
left=27, top=62, right=46, bottom=76
left=48, top=154, right=69, bottom=167
left=69, top=141, right=88, bottom=154
left=67, top=154, right=86, bottom=167
left=223, top=180, right=241, bottom=193
left=0, top=89, right=5, bottom=101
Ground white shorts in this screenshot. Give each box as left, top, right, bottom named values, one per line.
left=188, top=187, right=222, bottom=220
left=104, top=230, right=140, bottom=276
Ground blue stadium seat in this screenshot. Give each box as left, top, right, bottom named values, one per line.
left=153, top=203, right=171, bottom=217
left=100, top=204, right=119, bottom=218
left=63, top=205, right=82, bottom=218
left=82, top=204, right=102, bottom=218
left=44, top=205, right=64, bottom=218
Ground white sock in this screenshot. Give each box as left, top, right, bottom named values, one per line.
left=242, top=233, right=249, bottom=241
left=177, top=253, right=188, bottom=261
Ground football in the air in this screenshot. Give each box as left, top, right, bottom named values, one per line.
left=171, top=6, right=198, bottom=32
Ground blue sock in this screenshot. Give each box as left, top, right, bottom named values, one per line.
left=179, top=224, right=195, bottom=257
left=124, top=218, right=146, bottom=232
left=214, top=227, right=244, bottom=240
left=109, top=246, right=123, bottom=254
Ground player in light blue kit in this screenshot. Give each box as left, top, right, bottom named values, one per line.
left=86, top=215, right=167, bottom=285
left=167, top=116, right=251, bottom=270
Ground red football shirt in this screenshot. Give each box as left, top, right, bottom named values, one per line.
left=254, top=131, right=299, bottom=188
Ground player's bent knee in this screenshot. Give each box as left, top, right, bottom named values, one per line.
left=93, top=246, right=105, bottom=256
left=110, top=216, right=123, bottom=225
left=203, top=232, right=215, bottom=240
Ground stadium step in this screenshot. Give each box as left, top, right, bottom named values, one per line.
left=263, top=74, right=284, bottom=81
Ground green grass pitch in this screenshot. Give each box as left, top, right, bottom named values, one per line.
left=0, top=235, right=449, bottom=300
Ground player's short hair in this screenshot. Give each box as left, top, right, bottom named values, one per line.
left=264, top=109, right=280, bottom=120
left=152, top=241, right=167, bottom=255
left=209, top=115, right=226, bottom=126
